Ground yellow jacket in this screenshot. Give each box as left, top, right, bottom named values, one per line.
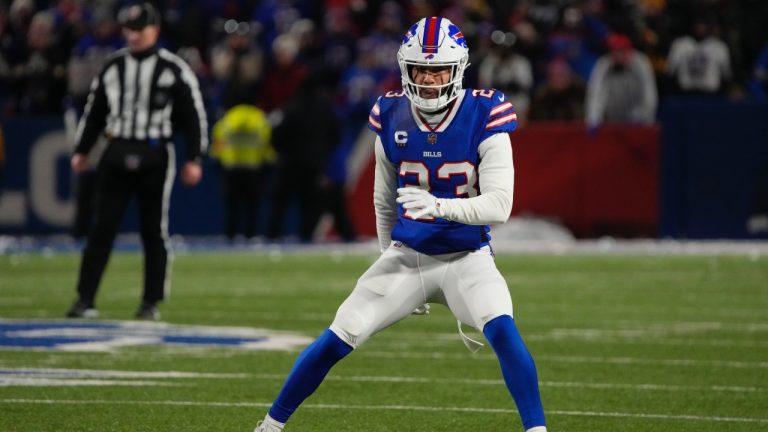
left=211, top=105, right=276, bottom=168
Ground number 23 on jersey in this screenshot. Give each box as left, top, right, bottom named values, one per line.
left=398, top=161, right=477, bottom=220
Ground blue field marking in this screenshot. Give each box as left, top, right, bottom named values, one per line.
left=0, top=320, right=312, bottom=352
left=161, top=335, right=264, bottom=346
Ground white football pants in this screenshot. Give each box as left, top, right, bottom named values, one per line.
left=329, top=242, right=514, bottom=348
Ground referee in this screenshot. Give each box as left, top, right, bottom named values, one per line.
left=66, top=2, right=208, bottom=320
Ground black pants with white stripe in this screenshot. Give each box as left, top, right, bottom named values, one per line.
left=76, top=141, right=173, bottom=307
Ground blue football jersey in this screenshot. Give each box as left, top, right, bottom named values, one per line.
left=368, top=88, right=517, bottom=254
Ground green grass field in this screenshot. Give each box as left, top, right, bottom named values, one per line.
left=1, top=250, right=767, bottom=431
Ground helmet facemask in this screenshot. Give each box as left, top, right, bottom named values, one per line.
left=398, top=54, right=469, bottom=112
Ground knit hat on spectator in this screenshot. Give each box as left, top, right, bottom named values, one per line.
left=607, top=34, right=633, bottom=51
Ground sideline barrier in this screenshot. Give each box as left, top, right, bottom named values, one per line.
left=660, top=99, right=768, bottom=239
left=512, top=122, right=659, bottom=238
left=0, top=117, right=223, bottom=235
left=3, top=101, right=766, bottom=240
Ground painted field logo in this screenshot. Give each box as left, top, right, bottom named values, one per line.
left=0, top=320, right=312, bottom=352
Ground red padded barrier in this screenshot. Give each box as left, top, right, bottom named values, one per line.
left=512, top=122, right=659, bottom=237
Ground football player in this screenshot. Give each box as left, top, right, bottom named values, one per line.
left=254, top=16, right=547, bottom=432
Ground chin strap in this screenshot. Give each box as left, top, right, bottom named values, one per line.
left=457, top=320, right=485, bottom=353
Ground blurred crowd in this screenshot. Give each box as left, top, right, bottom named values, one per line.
left=2, top=0, right=768, bottom=121
left=2, top=0, right=768, bottom=239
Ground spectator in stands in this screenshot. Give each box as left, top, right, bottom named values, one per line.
left=666, top=15, right=731, bottom=97
left=67, top=8, right=122, bottom=110
left=257, top=33, right=306, bottom=113
left=210, top=19, right=263, bottom=114
left=49, top=0, right=90, bottom=61
left=0, top=21, right=11, bottom=114
left=529, top=57, right=586, bottom=121
left=210, top=104, right=275, bottom=240
left=318, top=141, right=357, bottom=243
left=585, top=33, right=657, bottom=129
left=157, top=0, right=207, bottom=51
left=544, top=5, right=606, bottom=82
left=365, top=1, right=404, bottom=78
left=250, top=0, right=304, bottom=51
left=338, top=37, right=393, bottom=118
left=504, top=0, right=542, bottom=63
left=6, top=0, right=34, bottom=48
left=637, top=0, right=674, bottom=90
left=289, top=19, right=323, bottom=77
left=266, top=75, right=340, bottom=242
left=748, top=42, right=768, bottom=102
left=318, top=8, right=357, bottom=83
left=17, top=10, right=67, bottom=114
left=478, top=30, right=533, bottom=122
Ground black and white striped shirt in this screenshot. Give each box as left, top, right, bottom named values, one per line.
left=74, top=45, right=208, bottom=161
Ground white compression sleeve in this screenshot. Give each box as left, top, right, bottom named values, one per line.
left=373, top=136, right=399, bottom=252
left=437, top=133, right=514, bottom=225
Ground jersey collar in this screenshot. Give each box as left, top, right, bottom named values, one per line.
left=411, top=90, right=466, bottom=133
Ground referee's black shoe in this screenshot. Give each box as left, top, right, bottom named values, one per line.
left=66, top=300, right=99, bottom=319
left=134, top=302, right=161, bottom=320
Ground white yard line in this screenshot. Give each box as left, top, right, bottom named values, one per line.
left=0, top=368, right=248, bottom=379
left=250, top=373, right=766, bottom=393
left=0, top=368, right=246, bottom=387
left=357, top=351, right=768, bottom=369
left=0, top=378, right=176, bottom=387
left=3, top=368, right=763, bottom=393
left=377, top=321, right=768, bottom=339
left=0, top=398, right=766, bottom=424
left=371, top=335, right=768, bottom=349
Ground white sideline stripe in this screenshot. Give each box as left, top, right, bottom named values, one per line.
left=0, top=368, right=248, bottom=379
left=0, top=368, right=245, bottom=388
left=1, top=398, right=766, bottom=424
left=541, top=355, right=768, bottom=369
left=370, top=333, right=768, bottom=349
left=377, top=321, right=768, bottom=338
left=377, top=336, right=768, bottom=349
left=0, top=378, right=175, bottom=387
left=372, top=320, right=768, bottom=345
left=358, top=351, right=768, bottom=369
left=248, top=374, right=766, bottom=394
left=547, top=410, right=768, bottom=424
left=527, top=335, right=768, bottom=349
left=3, top=369, right=763, bottom=393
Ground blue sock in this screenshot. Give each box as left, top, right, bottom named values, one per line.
left=483, top=315, right=546, bottom=430
left=268, top=329, right=353, bottom=423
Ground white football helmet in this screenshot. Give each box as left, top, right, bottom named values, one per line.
left=397, top=16, right=470, bottom=112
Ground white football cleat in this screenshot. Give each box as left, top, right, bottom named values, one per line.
left=254, top=418, right=283, bottom=432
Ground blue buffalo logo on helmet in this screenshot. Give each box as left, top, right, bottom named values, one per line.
left=402, top=22, right=419, bottom=44
left=447, top=23, right=467, bottom=48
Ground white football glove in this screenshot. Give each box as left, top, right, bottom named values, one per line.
left=396, top=187, right=442, bottom=219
